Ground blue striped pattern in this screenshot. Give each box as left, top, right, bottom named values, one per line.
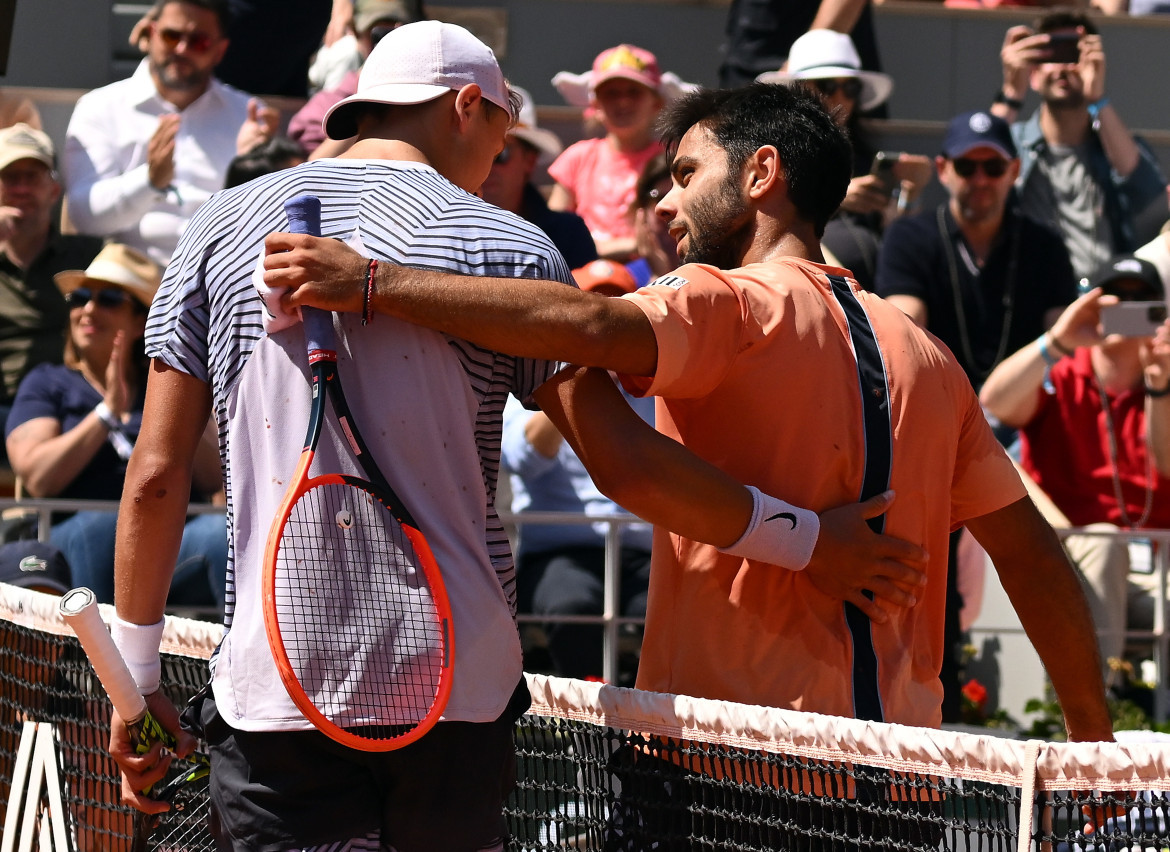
left=147, top=159, right=572, bottom=634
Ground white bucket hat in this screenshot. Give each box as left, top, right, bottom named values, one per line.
left=324, top=20, right=511, bottom=140
left=756, top=30, right=893, bottom=113
left=507, top=86, right=563, bottom=163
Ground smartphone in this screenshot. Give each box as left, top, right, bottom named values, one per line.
left=869, top=151, right=903, bottom=197
left=1044, top=32, right=1080, bottom=65
left=1100, top=301, right=1168, bottom=337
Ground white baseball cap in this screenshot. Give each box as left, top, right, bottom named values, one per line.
left=324, top=20, right=511, bottom=140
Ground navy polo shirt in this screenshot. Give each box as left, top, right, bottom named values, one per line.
left=875, top=203, right=1077, bottom=388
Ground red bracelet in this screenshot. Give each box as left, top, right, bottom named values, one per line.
left=362, top=258, right=377, bottom=326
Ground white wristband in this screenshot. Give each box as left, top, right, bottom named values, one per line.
left=110, top=614, right=165, bottom=695
left=94, top=401, right=120, bottom=431
left=718, top=485, right=820, bottom=570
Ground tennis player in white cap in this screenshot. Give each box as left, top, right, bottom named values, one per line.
left=107, top=20, right=567, bottom=852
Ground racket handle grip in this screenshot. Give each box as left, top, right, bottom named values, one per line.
left=283, top=194, right=335, bottom=352
left=59, top=587, right=148, bottom=725
left=284, top=194, right=320, bottom=237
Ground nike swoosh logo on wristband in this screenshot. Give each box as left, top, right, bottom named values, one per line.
left=765, top=512, right=798, bottom=529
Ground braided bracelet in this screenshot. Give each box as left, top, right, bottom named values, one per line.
left=1047, top=333, right=1074, bottom=358
left=1037, top=334, right=1061, bottom=368
left=362, top=258, right=378, bottom=326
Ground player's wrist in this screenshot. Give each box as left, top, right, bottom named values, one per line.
left=718, top=485, right=820, bottom=570
left=362, top=258, right=377, bottom=325
left=111, top=614, right=165, bottom=695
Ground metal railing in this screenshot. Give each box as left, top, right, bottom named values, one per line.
left=4, top=497, right=1166, bottom=719
left=1052, top=527, right=1170, bottom=723
left=498, top=510, right=646, bottom=685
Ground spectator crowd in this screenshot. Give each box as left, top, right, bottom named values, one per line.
left=1, top=0, right=1169, bottom=712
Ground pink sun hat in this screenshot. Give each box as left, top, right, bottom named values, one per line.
left=552, top=44, right=698, bottom=108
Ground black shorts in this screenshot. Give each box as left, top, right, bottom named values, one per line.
left=185, top=678, right=530, bottom=852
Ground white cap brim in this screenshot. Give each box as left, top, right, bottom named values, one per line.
left=324, top=82, right=454, bottom=140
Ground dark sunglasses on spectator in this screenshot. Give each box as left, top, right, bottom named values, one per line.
left=65, top=287, right=131, bottom=310
left=369, top=22, right=402, bottom=46
left=156, top=27, right=215, bottom=53
left=812, top=78, right=863, bottom=100
left=493, top=146, right=513, bottom=165
left=951, top=158, right=1010, bottom=178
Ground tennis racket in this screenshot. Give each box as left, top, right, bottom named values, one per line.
left=57, top=587, right=212, bottom=852
left=262, top=194, right=454, bottom=751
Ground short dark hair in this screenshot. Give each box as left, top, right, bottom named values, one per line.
left=152, top=0, right=232, bottom=38
left=224, top=136, right=306, bottom=188
left=656, top=83, right=852, bottom=238
left=1035, top=9, right=1098, bottom=35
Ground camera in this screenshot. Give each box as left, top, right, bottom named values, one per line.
left=1100, top=301, right=1168, bottom=338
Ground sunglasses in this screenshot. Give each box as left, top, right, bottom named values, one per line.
left=369, top=22, right=401, bottom=46
left=155, top=27, right=215, bottom=53
left=65, top=287, right=132, bottom=310
left=493, top=146, right=514, bottom=165
left=951, top=158, right=1010, bottom=179
left=812, top=78, right=863, bottom=100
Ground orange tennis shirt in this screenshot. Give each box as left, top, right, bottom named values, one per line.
left=619, top=258, right=1026, bottom=728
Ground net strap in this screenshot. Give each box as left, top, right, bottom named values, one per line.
left=1017, top=738, right=1043, bottom=852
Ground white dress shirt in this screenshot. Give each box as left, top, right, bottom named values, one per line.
left=63, top=60, right=255, bottom=266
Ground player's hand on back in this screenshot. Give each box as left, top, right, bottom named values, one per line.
left=264, top=233, right=368, bottom=314
left=804, top=490, right=928, bottom=623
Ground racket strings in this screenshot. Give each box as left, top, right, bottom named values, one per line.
left=274, top=480, right=446, bottom=738
left=137, top=768, right=211, bottom=851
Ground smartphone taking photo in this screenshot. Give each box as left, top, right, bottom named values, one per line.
left=1100, top=301, right=1168, bottom=338
left=869, top=151, right=903, bottom=198
left=1043, top=32, right=1080, bottom=65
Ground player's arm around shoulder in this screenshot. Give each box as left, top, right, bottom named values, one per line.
left=263, top=232, right=659, bottom=375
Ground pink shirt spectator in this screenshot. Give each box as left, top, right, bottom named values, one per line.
left=287, top=69, right=359, bottom=154
left=547, top=138, right=661, bottom=244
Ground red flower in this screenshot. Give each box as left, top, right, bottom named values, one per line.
left=962, top=678, right=988, bottom=711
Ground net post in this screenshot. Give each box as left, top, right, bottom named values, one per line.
left=0, top=721, right=36, bottom=852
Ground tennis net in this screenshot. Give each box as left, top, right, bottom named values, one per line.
left=3, top=584, right=1169, bottom=852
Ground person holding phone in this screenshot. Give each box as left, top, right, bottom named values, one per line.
left=991, top=10, right=1165, bottom=282
left=875, top=108, right=1078, bottom=722
left=876, top=110, right=1077, bottom=394
left=757, top=30, right=930, bottom=291
left=980, top=253, right=1170, bottom=686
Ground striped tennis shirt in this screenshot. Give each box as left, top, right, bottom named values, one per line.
left=147, top=159, right=571, bottom=730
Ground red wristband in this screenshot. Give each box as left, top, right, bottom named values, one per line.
left=362, top=258, right=377, bottom=326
